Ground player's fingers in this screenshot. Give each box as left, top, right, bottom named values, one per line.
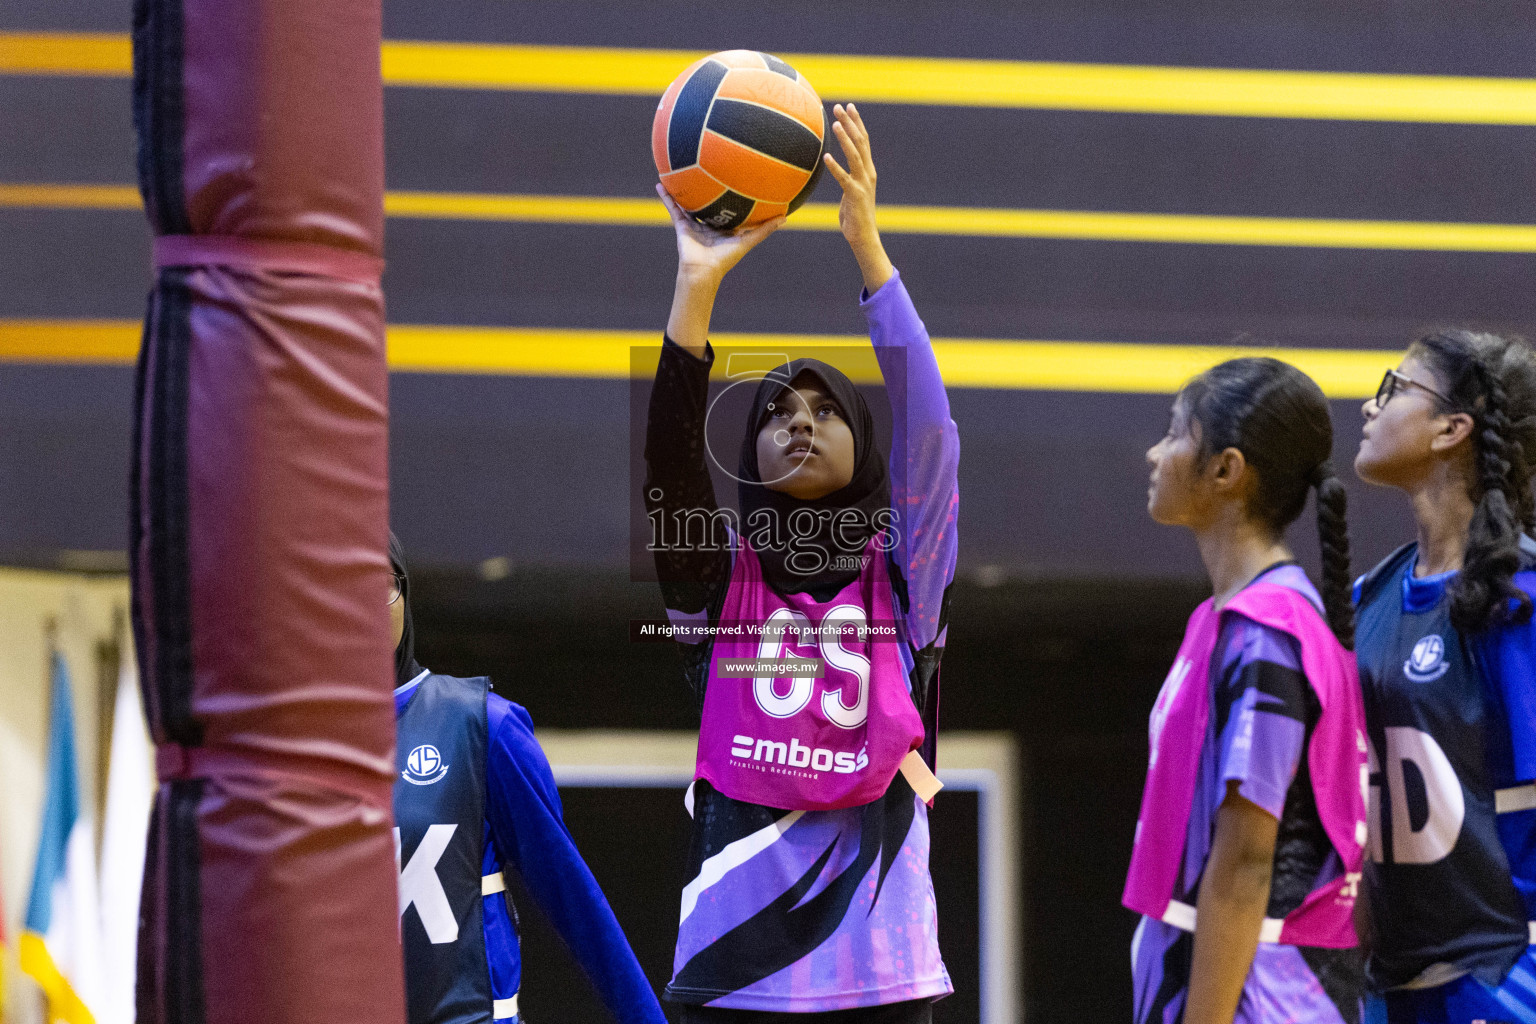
left=836, top=105, right=872, bottom=179
left=847, top=102, right=875, bottom=169
left=831, top=118, right=866, bottom=181
left=655, top=184, right=691, bottom=226
left=822, top=151, right=854, bottom=191
left=832, top=103, right=857, bottom=144
left=747, top=215, right=788, bottom=241
left=735, top=215, right=787, bottom=248
left=657, top=184, right=719, bottom=244
left=846, top=102, right=869, bottom=141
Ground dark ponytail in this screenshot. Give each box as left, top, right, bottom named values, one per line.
left=1312, top=464, right=1355, bottom=649
left=1410, top=330, right=1536, bottom=632
left=1180, top=357, right=1354, bottom=647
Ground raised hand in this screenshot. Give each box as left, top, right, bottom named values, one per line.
left=821, top=103, right=895, bottom=293
left=659, top=183, right=785, bottom=356
left=658, top=183, right=785, bottom=287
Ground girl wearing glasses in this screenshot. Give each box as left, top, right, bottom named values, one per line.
left=1127, top=358, right=1368, bottom=1024
left=1352, top=331, right=1536, bottom=1023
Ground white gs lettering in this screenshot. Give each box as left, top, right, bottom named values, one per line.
left=753, top=608, right=816, bottom=718
left=752, top=605, right=871, bottom=729
left=818, top=604, right=870, bottom=729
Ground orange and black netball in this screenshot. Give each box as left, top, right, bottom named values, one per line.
left=653, top=50, right=830, bottom=232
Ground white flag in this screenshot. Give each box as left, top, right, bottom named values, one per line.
left=97, top=654, right=154, bottom=1024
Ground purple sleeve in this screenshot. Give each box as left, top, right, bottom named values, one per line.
left=861, top=271, right=959, bottom=650
left=1214, top=618, right=1310, bottom=819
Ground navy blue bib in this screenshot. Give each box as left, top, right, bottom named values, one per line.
left=1356, top=544, right=1528, bottom=988
left=395, top=674, right=495, bottom=1024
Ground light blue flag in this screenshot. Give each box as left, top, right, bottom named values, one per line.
left=21, top=652, right=101, bottom=1024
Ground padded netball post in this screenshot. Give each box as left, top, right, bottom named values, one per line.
left=130, top=0, right=402, bottom=1018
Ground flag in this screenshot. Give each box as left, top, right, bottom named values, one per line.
left=20, top=653, right=101, bottom=1024
left=98, top=653, right=153, bottom=1024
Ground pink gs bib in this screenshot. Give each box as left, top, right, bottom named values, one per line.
left=695, top=539, right=925, bottom=812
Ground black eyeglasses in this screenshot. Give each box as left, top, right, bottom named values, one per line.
left=1375, top=369, right=1455, bottom=410
left=388, top=572, right=406, bottom=605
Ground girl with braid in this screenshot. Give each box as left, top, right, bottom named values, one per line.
left=1126, top=358, right=1369, bottom=1024
left=1351, top=331, right=1536, bottom=1023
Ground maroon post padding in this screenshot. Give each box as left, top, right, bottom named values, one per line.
left=130, top=0, right=404, bottom=1016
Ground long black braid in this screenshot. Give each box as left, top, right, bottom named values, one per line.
left=1411, top=330, right=1536, bottom=632
left=1313, top=463, right=1355, bottom=649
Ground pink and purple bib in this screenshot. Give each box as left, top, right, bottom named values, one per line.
left=1123, top=581, right=1368, bottom=948
left=696, top=539, right=924, bottom=812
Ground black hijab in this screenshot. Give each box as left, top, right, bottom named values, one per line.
left=389, top=531, right=426, bottom=689
left=737, top=359, right=890, bottom=598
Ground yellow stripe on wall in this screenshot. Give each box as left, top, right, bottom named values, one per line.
left=0, top=183, right=141, bottom=209
left=383, top=191, right=1536, bottom=251
left=4, top=32, right=1536, bottom=124
left=0, top=320, right=141, bottom=363
left=9, top=182, right=1536, bottom=253
left=0, top=32, right=129, bottom=75
left=0, top=318, right=1396, bottom=397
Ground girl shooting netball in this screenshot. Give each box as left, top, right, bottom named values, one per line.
left=644, top=98, right=959, bottom=1022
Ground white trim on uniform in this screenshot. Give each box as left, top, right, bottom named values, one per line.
left=1162, top=899, right=1288, bottom=944
left=493, top=994, right=519, bottom=1020
left=481, top=872, right=506, bottom=897
left=1160, top=899, right=1197, bottom=932
left=395, top=667, right=431, bottom=694
left=1495, top=782, right=1536, bottom=815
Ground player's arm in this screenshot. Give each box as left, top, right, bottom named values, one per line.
left=827, top=103, right=958, bottom=645
left=821, top=103, right=894, bottom=295
left=1478, top=574, right=1536, bottom=786
left=649, top=191, right=779, bottom=616
left=658, top=185, right=784, bottom=357
left=1185, top=783, right=1279, bottom=1024
left=484, top=701, right=667, bottom=1024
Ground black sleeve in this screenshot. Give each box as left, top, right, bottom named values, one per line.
left=644, top=335, right=732, bottom=619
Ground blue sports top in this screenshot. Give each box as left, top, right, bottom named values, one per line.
left=1354, top=541, right=1536, bottom=990
left=395, top=670, right=666, bottom=1024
